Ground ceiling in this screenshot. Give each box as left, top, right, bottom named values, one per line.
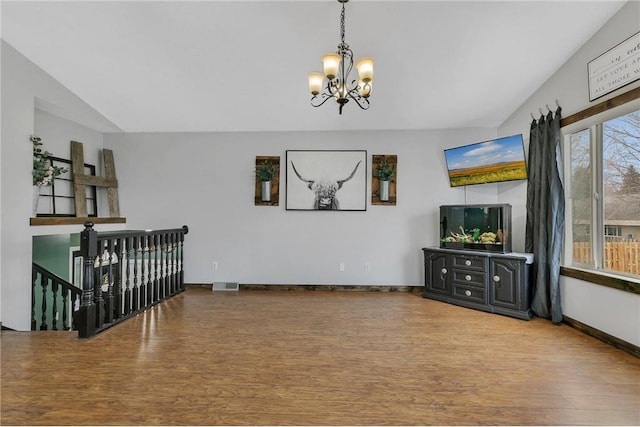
left=1, top=0, right=626, bottom=133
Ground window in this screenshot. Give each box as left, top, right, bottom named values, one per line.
left=36, top=156, right=98, bottom=217
left=604, top=225, right=622, bottom=238
left=565, top=108, right=640, bottom=278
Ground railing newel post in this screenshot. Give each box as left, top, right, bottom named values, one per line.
left=77, top=222, right=97, bottom=338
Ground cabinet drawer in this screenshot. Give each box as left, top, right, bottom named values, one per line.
left=451, top=255, right=486, bottom=271
left=453, top=284, right=487, bottom=304
left=452, top=270, right=486, bottom=287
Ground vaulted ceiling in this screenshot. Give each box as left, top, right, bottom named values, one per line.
left=1, top=1, right=626, bottom=133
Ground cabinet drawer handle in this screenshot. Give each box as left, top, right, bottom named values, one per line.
left=465, top=275, right=472, bottom=281
left=465, top=290, right=472, bottom=297
left=493, top=275, right=500, bottom=282
left=465, top=260, right=472, bottom=266
left=441, top=268, right=448, bottom=274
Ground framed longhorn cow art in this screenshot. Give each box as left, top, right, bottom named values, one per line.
left=286, top=150, right=367, bottom=211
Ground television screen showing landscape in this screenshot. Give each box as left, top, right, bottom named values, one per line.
left=444, top=134, right=528, bottom=187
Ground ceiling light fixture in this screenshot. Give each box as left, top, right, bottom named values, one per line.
left=308, top=0, right=374, bottom=115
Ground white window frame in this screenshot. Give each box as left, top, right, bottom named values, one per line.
left=562, top=101, right=640, bottom=280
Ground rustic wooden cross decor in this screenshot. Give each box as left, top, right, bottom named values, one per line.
left=70, top=141, right=120, bottom=218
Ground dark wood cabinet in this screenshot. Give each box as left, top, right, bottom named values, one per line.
left=422, top=247, right=533, bottom=320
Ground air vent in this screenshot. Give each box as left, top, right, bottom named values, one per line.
left=212, top=282, right=239, bottom=292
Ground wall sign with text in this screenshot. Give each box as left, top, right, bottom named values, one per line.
left=588, top=31, right=640, bottom=101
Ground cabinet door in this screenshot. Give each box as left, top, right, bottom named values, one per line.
left=489, top=258, right=523, bottom=310
left=424, top=251, right=450, bottom=296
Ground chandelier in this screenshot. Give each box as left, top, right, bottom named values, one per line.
left=307, top=0, right=374, bottom=115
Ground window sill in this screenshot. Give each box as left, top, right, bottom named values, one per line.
left=30, top=217, right=126, bottom=226
left=560, top=266, right=640, bottom=295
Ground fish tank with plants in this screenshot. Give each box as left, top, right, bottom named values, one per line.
left=439, top=204, right=512, bottom=253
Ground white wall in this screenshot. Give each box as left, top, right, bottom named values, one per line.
left=104, top=128, right=498, bottom=286
left=498, top=1, right=640, bottom=346
left=0, top=41, right=123, bottom=330
left=0, top=37, right=502, bottom=331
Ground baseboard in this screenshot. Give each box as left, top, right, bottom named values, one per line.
left=184, top=283, right=423, bottom=293
left=241, top=284, right=423, bottom=292
left=563, top=315, right=640, bottom=359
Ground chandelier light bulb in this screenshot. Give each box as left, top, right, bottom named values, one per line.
left=355, top=57, right=374, bottom=83
left=308, top=72, right=324, bottom=95
left=322, top=53, right=341, bottom=80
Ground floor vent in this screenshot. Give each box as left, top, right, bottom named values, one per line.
left=212, top=282, right=239, bottom=291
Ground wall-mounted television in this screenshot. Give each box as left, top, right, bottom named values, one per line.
left=444, top=134, right=528, bottom=187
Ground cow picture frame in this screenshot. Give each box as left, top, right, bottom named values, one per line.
left=286, top=150, right=367, bottom=211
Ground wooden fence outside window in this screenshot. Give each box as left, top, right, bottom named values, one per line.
left=572, top=240, right=640, bottom=275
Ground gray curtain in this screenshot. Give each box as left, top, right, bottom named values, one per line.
left=525, top=107, right=565, bottom=324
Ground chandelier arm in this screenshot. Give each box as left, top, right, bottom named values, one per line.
left=326, top=79, right=339, bottom=96
left=311, top=93, right=338, bottom=108
left=346, top=89, right=371, bottom=110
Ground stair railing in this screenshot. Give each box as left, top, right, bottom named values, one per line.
left=31, top=263, right=81, bottom=331
left=76, top=222, right=189, bottom=338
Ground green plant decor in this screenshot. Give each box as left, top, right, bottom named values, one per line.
left=255, top=160, right=279, bottom=182
left=31, top=136, right=68, bottom=187
left=375, top=157, right=395, bottom=181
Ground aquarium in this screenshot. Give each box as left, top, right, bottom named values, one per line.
left=439, top=204, right=512, bottom=253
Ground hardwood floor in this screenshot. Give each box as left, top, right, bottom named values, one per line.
left=2, top=287, right=639, bottom=425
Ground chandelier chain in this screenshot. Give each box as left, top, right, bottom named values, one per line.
left=340, top=2, right=346, bottom=44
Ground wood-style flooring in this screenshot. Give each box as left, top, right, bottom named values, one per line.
left=2, top=287, right=639, bottom=425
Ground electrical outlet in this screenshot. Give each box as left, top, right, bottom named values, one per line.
left=364, top=262, right=371, bottom=272
left=339, top=263, right=345, bottom=272
left=212, top=261, right=218, bottom=271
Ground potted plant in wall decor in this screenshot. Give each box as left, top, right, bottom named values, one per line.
left=374, top=156, right=395, bottom=202
left=255, top=159, right=279, bottom=203
left=31, top=135, right=67, bottom=216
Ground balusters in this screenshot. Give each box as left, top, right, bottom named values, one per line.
left=93, top=255, right=104, bottom=330
left=124, top=237, right=132, bottom=316
left=31, top=270, right=37, bottom=330
left=104, top=240, right=114, bottom=324
left=112, top=239, right=122, bottom=321
left=159, top=234, right=165, bottom=300
left=168, top=234, right=175, bottom=295
left=165, top=234, right=171, bottom=296
left=140, top=236, right=147, bottom=307
left=146, top=236, right=153, bottom=305
left=40, top=275, right=48, bottom=330
left=132, top=236, right=140, bottom=312
left=51, top=280, right=59, bottom=331
left=61, top=288, right=69, bottom=331
left=172, top=233, right=178, bottom=294
left=152, top=234, right=159, bottom=303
